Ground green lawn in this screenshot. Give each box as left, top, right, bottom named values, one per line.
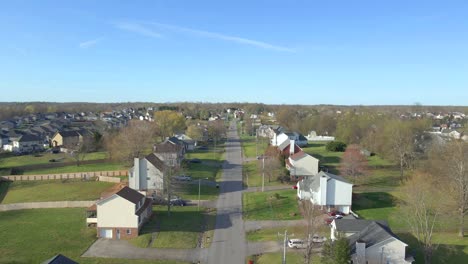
left=243, top=189, right=301, bottom=221
left=0, top=151, right=108, bottom=168
left=240, top=135, right=269, bottom=158
left=0, top=208, right=97, bottom=263
left=248, top=252, right=319, bottom=264
left=0, top=208, right=186, bottom=264
left=247, top=225, right=329, bottom=242
left=23, top=162, right=127, bottom=175
left=243, top=160, right=285, bottom=187
left=302, top=142, right=343, bottom=174
left=132, top=205, right=208, bottom=249
left=396, top=232, right=468, bottom=264
left=0, top=179, right=115, bottom=204
left=184, top=143, right=224, bottom=181
left=177, top=183, right=219, bottom=200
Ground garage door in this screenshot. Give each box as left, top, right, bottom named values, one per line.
left=99, top=228, right=113, bottom=238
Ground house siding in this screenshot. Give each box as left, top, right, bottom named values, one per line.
left=351, top=239, right=409, bottom=264
left=97, top=227, right=139, bottom=239
left=97, top=196, right=138, bottom=229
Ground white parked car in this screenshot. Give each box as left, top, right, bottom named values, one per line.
left=312, top=235, right=327, bottom=243
left=174, top=175, right=192, bottom=181
left=288, top=239, right=307, bottom=249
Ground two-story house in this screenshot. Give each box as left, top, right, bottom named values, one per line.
left=297, top=171, right=352, bottom=214
left=87, top=186, right=152, bottom=239
left=331, top=219, right=414, bottom=263
left=285, top=151, right=319, bottom=181
left=153, top=139, right=185, bottom=167
left=128, top=153, right=166, bottom=195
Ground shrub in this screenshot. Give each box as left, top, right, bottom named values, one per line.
left=326, top=141, right=347, bottom=152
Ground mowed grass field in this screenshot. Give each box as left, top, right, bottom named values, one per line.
left=0, top=179, right=115, bottom=204
left=184, top=143, right=225, bottom=181
left=0, top=151, right=108, bottom=168
left=131, top=205, right=211, bottom=249
left=0, top=208, right=187, bottom=264
left=243, top=189, right=301, bottom=221
left=243, top=160, right=285, bottom=187
left=248, top=252, right=319, bottom=264
left=240, top=135, right=269, bottom=158
left=23, top=162, right=127, bottom=175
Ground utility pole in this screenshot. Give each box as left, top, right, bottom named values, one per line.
left=282, top=230, right=287, bottom=264
left=198, top=178, right=201, bottom=211
left=262, top=156, right=265, bottom=192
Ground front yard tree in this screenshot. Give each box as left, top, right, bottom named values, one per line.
left=259, top=146, right=283, bottom=183
left=186, top=124, right=203, bottom=142
left=300, top=201, right=321, bottom=264
left=154, top=110, right=186, bottom=140
left=321, top=235, right=351, bottom=264
left=399, top=171, right=443, bottom=264
left=339, top=144, right=368, bottom=183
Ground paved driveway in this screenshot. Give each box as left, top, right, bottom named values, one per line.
left=82, top=238, right=207, bottom=262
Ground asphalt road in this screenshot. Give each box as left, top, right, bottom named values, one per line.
left=206, top=121, right=247, bottom=264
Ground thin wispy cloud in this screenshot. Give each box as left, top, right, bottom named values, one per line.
left=114, top=22, right=163, bottom=38
left=79, top=37, right=104, bottom=49
left=148, top=22, right=295, bottom=52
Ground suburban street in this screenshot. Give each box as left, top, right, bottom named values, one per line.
left=206, top=120, right=247, bottom=264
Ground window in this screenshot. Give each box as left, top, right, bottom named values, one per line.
left=126, top=229, right=131, bottom=235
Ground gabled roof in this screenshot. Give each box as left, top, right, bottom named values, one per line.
left=42, top=254, right=78, bottom=264
left=18, top=134, right=42, bottom=142
left=145, top=153, right=166, bottom=171
left=346, top=221, right=406, bottom=254
left=317, top=171, right=352, bottom=184
left=56, top=130, right=81, bottom=138
left=334, top=219, right=388, bottom=233
left=115, top=186, right=145, bottom=205
left=278, top=139, right=291, bottom=151
left=154, top=139, right=183, bottom=153
left=289, top=151, right=308, bottom=161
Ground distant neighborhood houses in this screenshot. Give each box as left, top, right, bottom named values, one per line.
left=0, top=108, right=154, bottom=153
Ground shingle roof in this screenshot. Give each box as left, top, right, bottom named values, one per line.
left=116, top=186, right=145, bottom=205
left=289, top=151, right=308, bottom=161
left=42, top=254, right=78, bottom=264
left=145, top=153, right=166, bottom=171
left=58, top=130, right=80, bottom=137
left=317, top=171, right=352, bottom=184
left=347, top=221, right=405, bottom=254
left=154, top=140, right=183, bottom=153
left=18, top=134, right=42, bottom=142
left=334, top=219, right=388, bottom=232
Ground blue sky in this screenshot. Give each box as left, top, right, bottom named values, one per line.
left=1, top=1, right=467, bottom=105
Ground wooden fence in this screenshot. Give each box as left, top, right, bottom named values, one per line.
left=0, top=201, right=96, bottom=212
left=0, top=170, right=127, bottom=181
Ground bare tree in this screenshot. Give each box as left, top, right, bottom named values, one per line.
left=106, top=120, right=158, bottom=165
left=429, top=140, right=468, bottom=237
left=399, top=172, right=442, bottom=264
left=300, top=201, right=321, bottom=264
left=70, top=136, right=94, bottom=166
left=339, top=144, right=368, bottom=184
left=383, top=120, right=415, bottom=182
left=259, top=146, right=283, bottom=183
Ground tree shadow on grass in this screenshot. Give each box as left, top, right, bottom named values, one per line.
left=139, top=208, right=229, bottom=235
left=309, top=153, right=341, bottom=165
left=352, top=192, right=397, bottom=211
left=0, top=180, right=11, bottom=203
left=396, top=232, right=468, bottom=264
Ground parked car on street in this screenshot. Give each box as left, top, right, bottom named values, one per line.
left=312, top=235, right=327, bottom=243
left=174, top=175, right=192, bottom=181
left=288, top=239, right=307, bottom=249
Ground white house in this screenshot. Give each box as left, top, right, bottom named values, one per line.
left=3, top=134, right=44, bottom=153
left=331, top=219, right=414, bottom=264
left=297, top=171, right=352, bottom=214
left=174, top=133, right=197, bottom=151
left=153, top=139, right=185, bottom=167
left=129, top=154, right=166, bottom=195
left=286, top=151, right=319, bottom=181
left=271, top=132, right=308, bottom=147
left=88, top=186, right=153, bottom=239
left=306, top=130, right=335, bottom=141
